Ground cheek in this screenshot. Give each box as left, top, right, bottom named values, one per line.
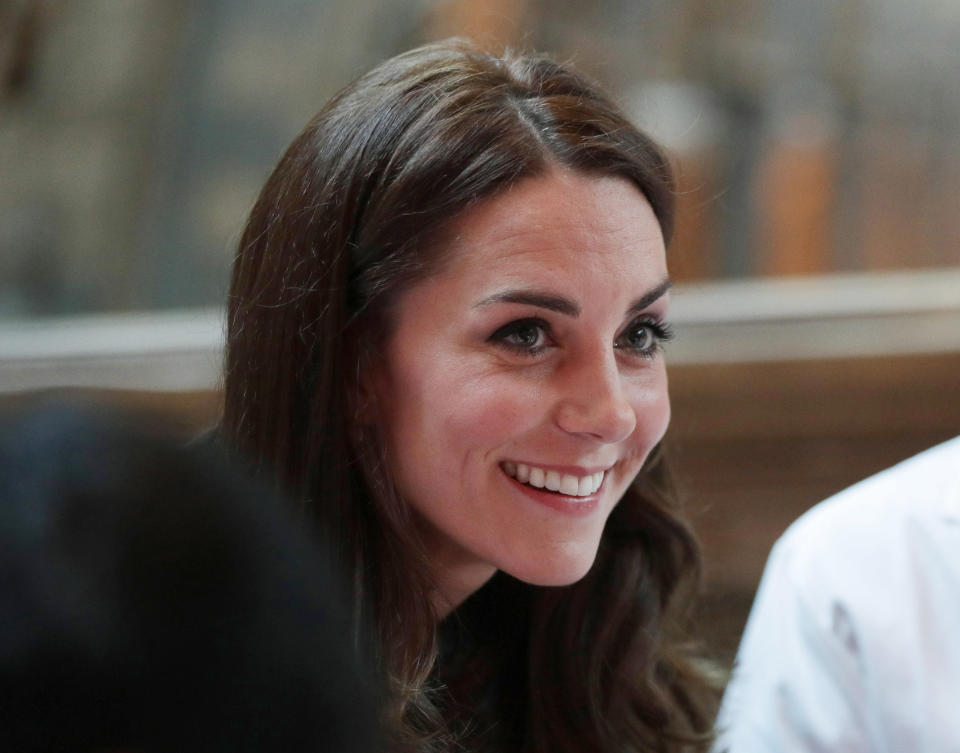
left=630, top=371, right=671, bottom=453
left=440, top=378, right=545, bottom=451
left=381, top=347, right=545, bottom=474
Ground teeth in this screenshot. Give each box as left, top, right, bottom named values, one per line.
left=544, top=470, right=561, bottom=491
left=504, top=463, right=605, bottom=497
left=578, top=474, right=597, bottom=496
left=528, top=467, right=545, bottom=488
left=559, top=475, right=580, bottom=496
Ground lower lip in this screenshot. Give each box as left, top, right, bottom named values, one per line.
left=504, top=473, right=602, bottom=517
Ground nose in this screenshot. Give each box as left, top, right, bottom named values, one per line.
left=553, top=351, right=637, bottom=443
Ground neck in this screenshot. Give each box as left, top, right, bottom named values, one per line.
left=430, top=560, right=498, bottom=619
left=410, top=509, right=498, bottom=619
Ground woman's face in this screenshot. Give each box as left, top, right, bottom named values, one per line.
left=372, top=169, right=671, bottom=612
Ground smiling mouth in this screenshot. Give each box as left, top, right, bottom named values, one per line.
left=501, top=462, right=605, bottom=497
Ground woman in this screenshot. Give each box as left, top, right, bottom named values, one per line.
left=222, top=39, right=717, bottom=752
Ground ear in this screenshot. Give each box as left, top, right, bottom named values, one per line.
left=349, top=356, right=384, bottom=427
left=352, top=384, right=375, bottom=426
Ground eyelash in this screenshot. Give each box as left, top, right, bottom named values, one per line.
left=487, top=316, right=674, bottom=359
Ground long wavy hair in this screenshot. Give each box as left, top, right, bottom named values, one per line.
left=222, top=39, right=717, bottom=752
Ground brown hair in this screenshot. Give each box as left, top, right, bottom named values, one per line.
left=223, top=39, right=717, bottom=752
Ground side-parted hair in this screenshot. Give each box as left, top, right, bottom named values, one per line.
left=223, top=39, right=716, bottom=752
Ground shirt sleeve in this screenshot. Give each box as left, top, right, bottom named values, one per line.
left=712, top=533, right=871, bottom=753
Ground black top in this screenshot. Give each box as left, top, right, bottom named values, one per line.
left=435, top=572, right=533, bottom=751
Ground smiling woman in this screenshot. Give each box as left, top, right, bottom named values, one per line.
left=375, top=171, right=672, bottom=608
left=221, top=39, right=718, bottom=752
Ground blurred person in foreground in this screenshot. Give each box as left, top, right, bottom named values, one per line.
left=714, top=436, right=960, bottom=752
left=0, top=397, right=380, bottom=753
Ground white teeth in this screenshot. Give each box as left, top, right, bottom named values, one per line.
left=544, top=470, right=561, bottom=491
left=528, top=467, right=545, bottom=488
left=578, top=475, right=594, bottom=496
left=502, top=463, right=606, bottom=498
left=559, top=474, right=580, bottom=496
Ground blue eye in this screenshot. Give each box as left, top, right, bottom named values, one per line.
left=616, top=317, right=673, bottom=358
left=489, top=318, right=551, bottom=355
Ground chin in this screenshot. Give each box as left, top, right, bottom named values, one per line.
left=502, top=543, right=601, bottom=588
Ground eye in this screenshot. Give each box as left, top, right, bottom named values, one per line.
left=488, top=318, right=552, bottom=355
left=615, top=317, right=674, bottom=359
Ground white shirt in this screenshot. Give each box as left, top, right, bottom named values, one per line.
left=714, top=436, right=960, bottom=753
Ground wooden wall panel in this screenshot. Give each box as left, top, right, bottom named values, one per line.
left=670, top=351, right=960, bottom=662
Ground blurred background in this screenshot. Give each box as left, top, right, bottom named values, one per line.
left=2, top=0, right=959, bottom=666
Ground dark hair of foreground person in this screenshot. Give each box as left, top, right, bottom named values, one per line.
left=0, top=398, right=380, bottom=753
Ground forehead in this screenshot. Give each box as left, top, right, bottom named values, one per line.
left=433, top=170, right=667, bottom=291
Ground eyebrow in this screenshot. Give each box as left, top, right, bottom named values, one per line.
left=474, top=278, right=672, bottom=318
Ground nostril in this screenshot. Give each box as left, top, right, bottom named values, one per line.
left=552, top=355, right=638, bottom=442
left=555, top=391, right=636, bottom=442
